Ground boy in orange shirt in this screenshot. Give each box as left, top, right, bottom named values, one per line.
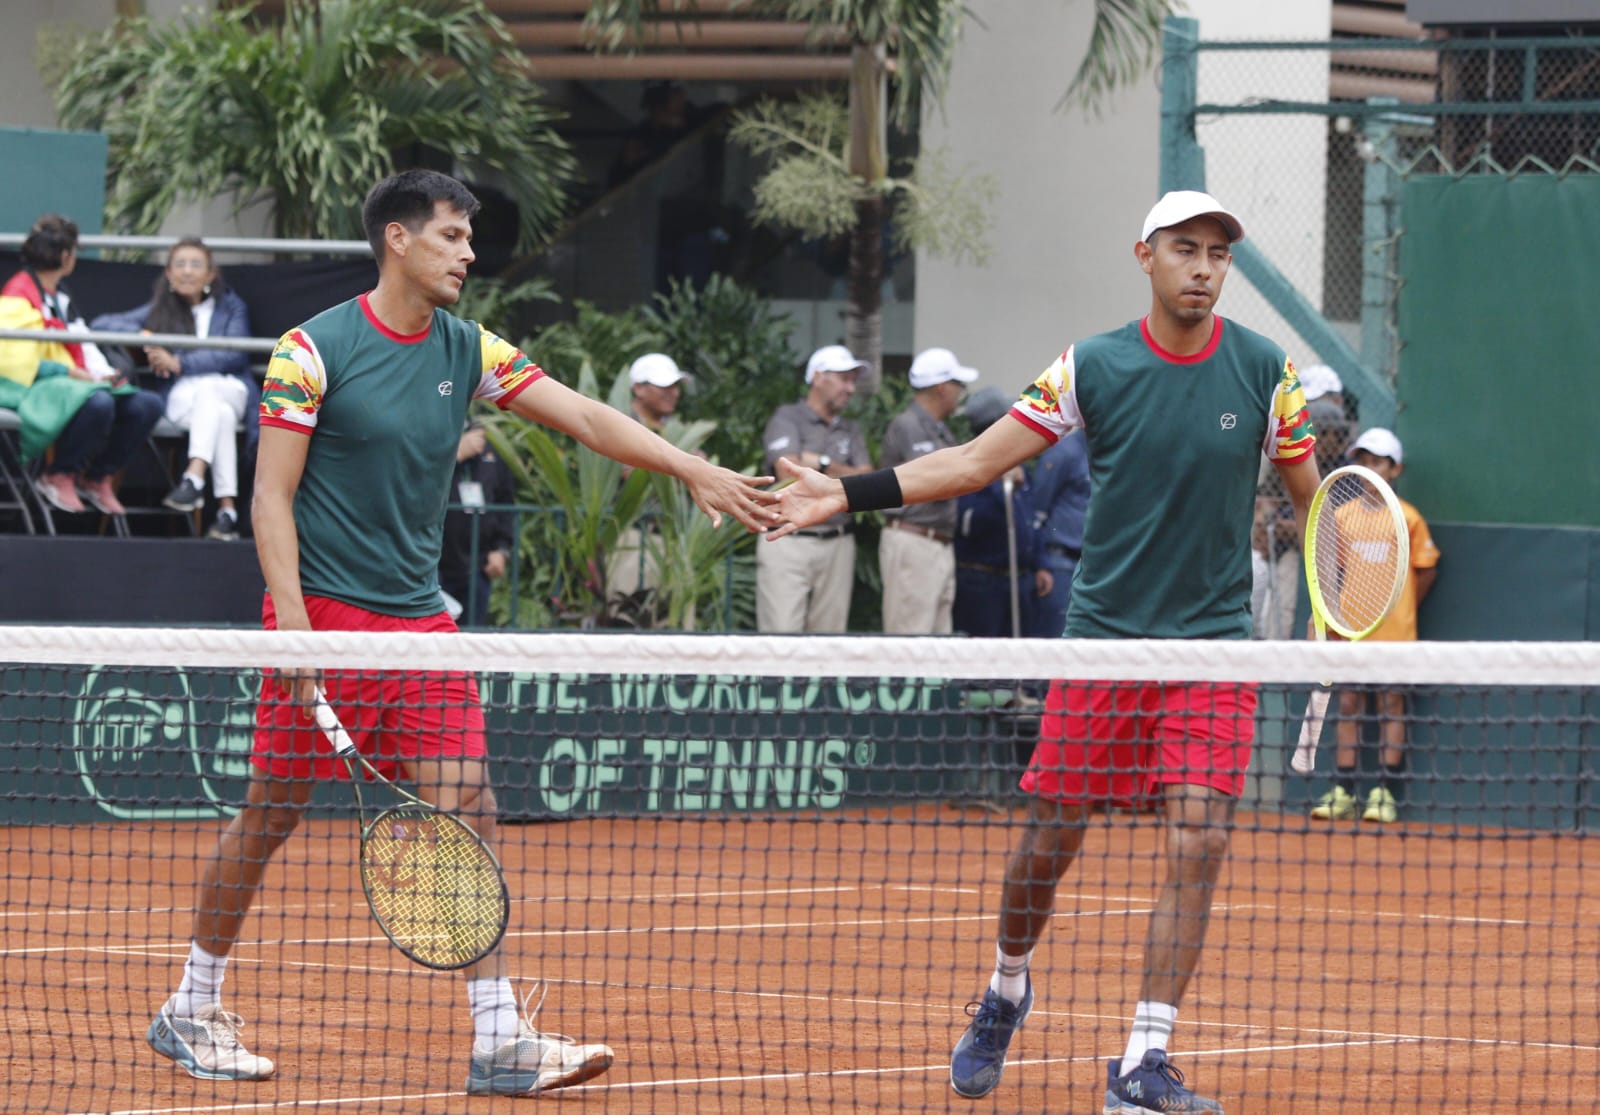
left=1310, top=427, right=1440, bottom=823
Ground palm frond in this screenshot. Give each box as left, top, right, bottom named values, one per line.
left=48, top=0, right=575, bottom=247
left=1062, top=0, right=1179, bottom=115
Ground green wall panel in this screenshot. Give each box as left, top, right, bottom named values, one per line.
left=0, top=127, right=107, bottom=237
left=1418, top=523, right=1593, bottom=642
left=1396, top=174, right=1600, bottom=527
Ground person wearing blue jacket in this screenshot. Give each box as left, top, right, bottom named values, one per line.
left=93, top=237, right=256, bottom=539
left=1027, top=425, right=1090, bottom=637
left=952, top=387, right=1045, bottom=638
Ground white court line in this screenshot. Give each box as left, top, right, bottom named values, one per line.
left=0, top=912, right=1003, bottom=958
left=0, top=891, right=1550, bottom=959
left=75, top=1031, right=1593, bottom=1115
left=0, top=901, right=339, bottom=920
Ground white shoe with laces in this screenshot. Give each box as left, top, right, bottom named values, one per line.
left=147, top=996, right=275, bottom=1081
left=465, top=983, right=614, bottom=1095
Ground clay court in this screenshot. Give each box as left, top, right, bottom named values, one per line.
left=3, top=804, right=1595, bottom=1113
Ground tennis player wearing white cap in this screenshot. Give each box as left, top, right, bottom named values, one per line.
left=769, top=190, right=1322, bottom=1113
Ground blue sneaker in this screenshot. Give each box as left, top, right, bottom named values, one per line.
left=949, top=978, right=1033, bottom=1098
left=1104, top=1050, right=1223, bottom=1113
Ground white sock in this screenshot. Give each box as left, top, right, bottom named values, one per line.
left=1120, top=1000, right=1178, bottom=1073
left=467, top=977, right=520, bottom=1051
left=173, top=941, right=228, bottom=1017
left=987, top=944, right=1034, bottom=1004
left=185, top=469, right=207, bottom=488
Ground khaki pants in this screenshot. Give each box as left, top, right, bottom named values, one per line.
left=607, top=526, right=661, bottom=601
left=879, top=527, right=955, bottom=634
left=756, top=533, right=856, bottom=632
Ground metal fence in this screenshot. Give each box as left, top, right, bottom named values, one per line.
left=1157, top=19, right=1600, bottom=636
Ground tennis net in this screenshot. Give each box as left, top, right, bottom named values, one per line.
left=2, top=626, right=1596, bottom=1113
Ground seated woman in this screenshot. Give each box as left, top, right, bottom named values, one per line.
left=0, top=213, right=164, bottom=516
left=93, top=237, right=256, bottom=540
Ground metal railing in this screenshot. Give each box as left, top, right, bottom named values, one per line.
left=0, top=328, right=277, bottom=354
left=0, top=234, right=372, bottom=257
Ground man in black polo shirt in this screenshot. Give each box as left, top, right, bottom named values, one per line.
left=880, top=346, right=978, bottom=632
left=756, top=344, right=873, bottom=631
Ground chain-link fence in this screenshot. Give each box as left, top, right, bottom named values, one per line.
left=1167, top=28, right=1600, bottom=635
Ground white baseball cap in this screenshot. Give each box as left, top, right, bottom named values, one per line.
left=1299, top=363, right=1344, bottom=402
left=805, top=344, right=868, bottom=384
left=908, top=347, right=979, bottom=390
left=1349, top=427, right=1403, bottom=465
left=1141, top=190, right=1245, bottom=244
left=629, top=352, right=688, bottom=388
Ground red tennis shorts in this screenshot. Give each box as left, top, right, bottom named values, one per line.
left=1020, top=679, right=1259, bottom=806
left=253, top=594, right=487, bottom=781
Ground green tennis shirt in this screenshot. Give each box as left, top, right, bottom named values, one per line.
left=1011, top=316, right=1313, bottom=640
left=259, top=293, right=544, bottom=616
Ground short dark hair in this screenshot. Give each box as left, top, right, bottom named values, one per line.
left=361, top=170, right=480, bottom=258
left=21, top=214, right=79, bottom=270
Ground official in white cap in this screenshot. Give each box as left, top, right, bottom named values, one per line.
left=610, top=352, right=694, bottom=618
left=755, top=344, right=874, bottom=632
left=627, top=352, right=689, bottom=432
left=877, top=347, right=979, bottom=633
left=768, top=188, right=1323, bottom=1114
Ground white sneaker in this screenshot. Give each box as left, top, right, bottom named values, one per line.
left=465, top=984, right=613, bottom=1095
left=147, top=996, right=275, bottom=1081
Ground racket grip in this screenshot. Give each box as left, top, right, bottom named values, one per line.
left=1291, top=687, right=1332, bottom=774
left=312, top=690, right=358, bottom=756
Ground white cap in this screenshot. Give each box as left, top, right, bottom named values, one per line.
left=1349, top=427, right=1403, bottom=465
left=629, top=352, right=688, bottom=388
left=805, top=344, right=868, bottom=384
left=1299, top=363, right=1343, bottom=402
left=908, top=347, right=979, bottom=390
left=1141, top=190, right=1245, bottom=244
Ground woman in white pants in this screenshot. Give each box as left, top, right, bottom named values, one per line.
left=93, top=238, right=256, bottom=539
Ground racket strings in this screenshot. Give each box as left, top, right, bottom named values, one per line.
left=361, top=806, right=508, bottom=968
left=1314, top=475, right=1407, bottom=634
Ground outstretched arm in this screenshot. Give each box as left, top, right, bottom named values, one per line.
left=770, top=415, right=1051, bottom=539
left=508, top=375, right=777, bottom=531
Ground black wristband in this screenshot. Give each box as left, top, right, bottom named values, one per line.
left=841, top=468, right=904, bottom=512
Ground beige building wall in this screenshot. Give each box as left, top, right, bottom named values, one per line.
left=913, top=1, right=1158, bottom=393
left=1, top=0, right=120, bottom=129
left=1, top=0, right=270, bottom=241
left=917, top=0, right=1334, bottom=394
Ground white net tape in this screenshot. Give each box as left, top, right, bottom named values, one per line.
left=5, top=625, right=1597, bottom=686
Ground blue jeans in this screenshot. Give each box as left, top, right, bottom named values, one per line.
left=48, top=388, right=164, bottom=479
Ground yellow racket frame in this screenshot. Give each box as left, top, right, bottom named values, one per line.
left=1302, top=463, right=1410, bottom=641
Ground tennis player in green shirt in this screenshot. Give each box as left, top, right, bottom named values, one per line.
left=771, top=191, right=1321, bottom=1114
left=146, top=169, right=777, bottom=1095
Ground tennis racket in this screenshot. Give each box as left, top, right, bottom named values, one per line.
left=312, top=692, right=511, bottom=970
left=1290, top=465, right=1410, bottom=774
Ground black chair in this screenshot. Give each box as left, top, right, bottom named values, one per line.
left=0, top=409, right=43, bottom=535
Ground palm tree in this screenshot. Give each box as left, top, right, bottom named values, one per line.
left=588, top=0, right=1176, bottom=389
left=49, top=0, right=576, bottom=249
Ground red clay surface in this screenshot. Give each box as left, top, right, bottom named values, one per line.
left=2, top=805, right=1596, bottom=1113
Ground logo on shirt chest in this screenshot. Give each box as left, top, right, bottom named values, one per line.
left=437, top=381, right=454, bottom=396
left=1219, top=412, right=1237, bottom=430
